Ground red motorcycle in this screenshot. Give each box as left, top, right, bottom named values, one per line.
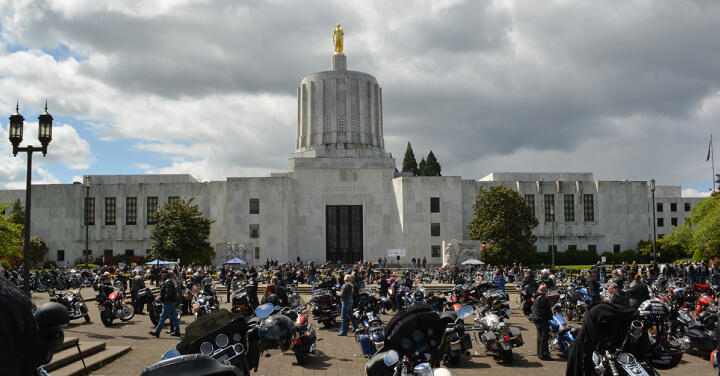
left=95, top=283, right=135, bottom=326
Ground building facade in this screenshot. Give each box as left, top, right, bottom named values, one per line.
left=0, top=54, right=703, bottom=267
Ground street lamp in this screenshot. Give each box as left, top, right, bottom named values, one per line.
left=8, top=102, right=53, bottom=296
left=550, top=205, right=555, bottom=270
left=84, top=176, right=91, bottom=269
left=650, top=179, right=657, bottom=264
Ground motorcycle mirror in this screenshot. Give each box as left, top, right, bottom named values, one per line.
left=591, top=351, right=602, bottom=366
left=256, top=303, right=275, bottom=318
left=161, top=349, right=181, bottom=360
left=383, top=349, right=399, bottom=366
left=457, top=306, right=473, bottom=320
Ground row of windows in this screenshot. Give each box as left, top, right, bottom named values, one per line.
left=525, top=194, right=595, bottom=222
left=545, top=244, right=624, bottom=253
left=85, top=196, right=256, bottom=226
left=65, top=247, right=264, bottom=261
left=656, top=202, right=691, bottom=212
left=657, top=218, right=679, bottom=227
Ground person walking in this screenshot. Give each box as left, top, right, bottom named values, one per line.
left=149, top=269, right=180, bottom=337
left=531, top=284, right=553, bottom=361
left=587, top=269, right=601, bottom=302
left=338, top=275, right=359, bottom=336
left=130, top=270, right=145, bottom=314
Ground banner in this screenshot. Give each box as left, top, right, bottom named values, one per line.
left=387, top=249, right=406, bottom=257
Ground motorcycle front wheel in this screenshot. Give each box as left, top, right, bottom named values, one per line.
left=150, top=307, right=160, bottom=326
left=120, top=303, right=135, bottom=321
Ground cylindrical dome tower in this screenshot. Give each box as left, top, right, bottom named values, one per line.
left=293, top=54, right=390, bottom=160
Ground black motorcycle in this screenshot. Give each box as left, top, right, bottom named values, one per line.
left=364, top=304, right=455, bottom=376
left=439, top=306, right=475, bottom=365
left=141, top=308, right=261, bottom=376
left=254, top=303, right=318, bottom=365
left=229, top=280, right=256, bottom=317
left=47, top=287, right=91, bottom=322
left=309, top=283, right=340, bottom=327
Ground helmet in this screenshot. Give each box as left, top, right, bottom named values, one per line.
left=103, top=272, right=110, bottom=277
left=258, top=314, right=295, bottom=352
left=35, top=302, right=70, bottom=331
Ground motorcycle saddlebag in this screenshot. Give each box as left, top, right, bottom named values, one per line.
left=137, top=288, right=154, bottom=305
left=141, top=353, right=241, bottom=376
left=509, top=326, right=523, bottom=346
left=358, top=333, right=374, bottom=355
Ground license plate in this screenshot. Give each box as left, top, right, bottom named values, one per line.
left=98, top=306, right=105, bottom=311
left=451, top=343, right=461, bottom=351
left=500, top=329, right=508, bottom=335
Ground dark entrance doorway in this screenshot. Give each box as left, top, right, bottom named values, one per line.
left=326, top=205, right=363, bottom=265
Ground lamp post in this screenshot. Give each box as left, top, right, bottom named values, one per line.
left=84, top=176, right=91, bottom=269
left=550, top=205, right=555, bottom=270
left=650, top=179, right=657, bottom=264
left=8, top=102, right=53, bottom=296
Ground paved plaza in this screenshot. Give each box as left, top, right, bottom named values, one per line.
left=34, top=287, right=712, bottom=376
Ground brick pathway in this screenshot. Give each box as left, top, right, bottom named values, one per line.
left=34, top=288, right=711, bottom=376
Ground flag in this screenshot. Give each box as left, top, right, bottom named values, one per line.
left=707, top=135, right=713, bottom=162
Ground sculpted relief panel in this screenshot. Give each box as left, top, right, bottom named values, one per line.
left=442, top=239, right=482, bottom=267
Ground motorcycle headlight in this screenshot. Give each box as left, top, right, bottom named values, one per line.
left=216, top=334, right=229, bottom=348
left=200, top=342, right=214, bottom=355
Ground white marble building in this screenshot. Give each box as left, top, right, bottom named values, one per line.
left=0, top=55, right=703, bottom=266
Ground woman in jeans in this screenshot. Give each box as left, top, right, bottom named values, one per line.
left=338, top=275, right=359, bottom=336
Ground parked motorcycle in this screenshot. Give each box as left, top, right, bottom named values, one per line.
left=354, top=294, right=386, bottom=357
left=230, top=280, right=255, bottom=317
left=95, top=284, right=135, bottom=326
left=47, top=287, right=91, bottom=322
left=364, top=304, right=454, bottom=376
left=291, top=307, right=318, bottom=365
left=549, top=303, right=578, bottom=357
left=473, top=305, right=523, bottom=363
left=309, top=283, right=339, bottom=327
left=254, top=303, right=318, bottom=365
left=141, top=308, right=261, bottom=376
left=439, top=306, right=474, bottom=365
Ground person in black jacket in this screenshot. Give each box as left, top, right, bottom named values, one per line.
left=607, top=282, right=630, bottom=309
left=587, top=269, right=601, bottom=302
left=531, top=284, right=553, bottom=361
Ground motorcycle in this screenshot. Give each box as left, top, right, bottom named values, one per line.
left=473, top=305, right=523, bottom=363
left=291, top=307, right=318, bottom=365
left=142, top=308, right=261, bottom=376
left=229, top=280, right=256, bottom=317
left=549, top=303, right=578, bottom=357
left=354, top=293, right=386, bottom=357
left=309, top=283, right=340, bottom=327
left=439, top=306, right=474, bottom=365
left=95, top=283, right=135, bottom=326
left=47, top=287, right=91, bottom=322
left=364, top=303, right=454, bottom=376
left=254, top=303, right=318, bottom=365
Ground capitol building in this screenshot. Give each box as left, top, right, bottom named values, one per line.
left=0, top=50, right=703, bottom=267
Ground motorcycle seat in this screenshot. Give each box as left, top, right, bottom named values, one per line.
left=687, top=321, right=704, bottom=331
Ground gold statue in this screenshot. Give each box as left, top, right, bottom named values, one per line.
left=333, top=23, right=344, bottom=55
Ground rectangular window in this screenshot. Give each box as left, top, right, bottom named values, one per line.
left=657, top=203, right=663, bottom=212
left=105, top=197, right=116, bottom=225
left=168, top=196, right=180, bottom=204
left=83, top=249, right=91, bottom=256
left=613, top=244, right=621, bottom=253
left=524, top=194, right=535, bottom=217
left=147, top=197, right=159, bottom=225
left=684, top=203, right=691, bottom=212
left=125, top=249, right=134, bottom=257
left=588, top=245, right=597, bottom=253
left=104, top=249, right=113, bottom=257
left=430, top=197, right=440, bottom=213
left=250, top=224, right=259, bottom=238
left=250, top=198, right=259, bottom=214
left=57, top=250, right=65, bottom=262
left=431, top=245, right=441, bottom=257
left=583, top=194, right=595, bottom=221
left=431, top=223, right=441, bottom=237
left=658, top=218, right=664, bottom=227
left=544, top=194, right=555, bottom=222
left=671, top=218, right=678, bottom=226
left=547, top=245, right=557, bottom=252
left=564, top=194, right=575, bottom=221
left=670, top=203, right=677, bottom=212
left=126, top=197, right=137, bottom=225
left=568, top=245, right=577, bottom=250
left=85, top=197, right=95, bottom=225
left=255, top=247, right=260, bottom=259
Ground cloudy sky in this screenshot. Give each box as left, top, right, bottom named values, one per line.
left=0, top=0, right=718, bottom=197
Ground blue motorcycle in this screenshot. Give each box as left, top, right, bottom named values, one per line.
left=549, top=304, right=578, bottom=358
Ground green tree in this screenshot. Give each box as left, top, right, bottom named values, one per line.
left=418, top=158, right=426, bottom=176
left=467, top=185, right=539, bottom=265
left=9, top=199, right=25, bottom=228
left=0, top=200, right=23, bottom=264
left=148, top=198, right=216, bottom=265
left=402, top=142, right=418, bottom=176
left=663, top=194, right=720, bottom=259
left=421, top=150, right=442, bottom=176
left=29, top=237, right=49, bottom=265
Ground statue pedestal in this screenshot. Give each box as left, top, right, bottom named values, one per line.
left=332, top=54, right=346, bottom=71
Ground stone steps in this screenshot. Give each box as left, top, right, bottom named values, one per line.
left=41, top=337, right=131, bottom=376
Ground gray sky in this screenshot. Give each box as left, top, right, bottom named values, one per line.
left=0, top=0, right=718, bottom=197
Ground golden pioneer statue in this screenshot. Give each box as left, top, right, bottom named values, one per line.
left=333, top=23, right=344, bottom=55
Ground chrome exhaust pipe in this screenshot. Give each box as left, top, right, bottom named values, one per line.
left=464, top=351, right=471, bottom=356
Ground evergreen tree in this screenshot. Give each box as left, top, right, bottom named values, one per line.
left=402, top=142, right=418, bottom=176
left=149, top=198, right=216, bottom=265
left=418, top=158, right=427, bottom=176
left=424, top=150, right=442, bottom=176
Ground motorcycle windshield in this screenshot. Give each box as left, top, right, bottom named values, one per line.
left=231, top=280, right=244, bottom=293
left=177, top=309, right=243, bottom=348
